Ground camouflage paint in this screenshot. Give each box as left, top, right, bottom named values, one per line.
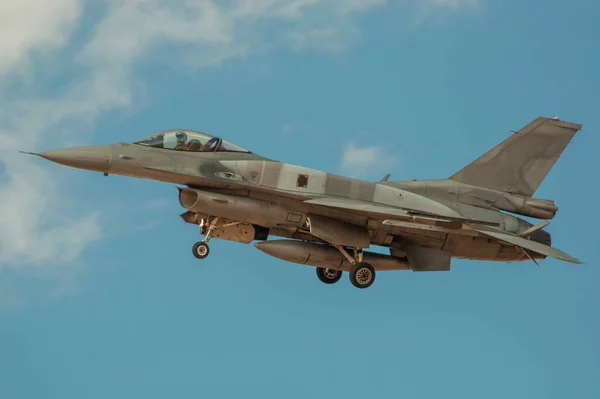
left=28, top=116, right=583, bottom=268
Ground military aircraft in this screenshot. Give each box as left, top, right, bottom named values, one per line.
left=22, top=116, right=582, bottom=288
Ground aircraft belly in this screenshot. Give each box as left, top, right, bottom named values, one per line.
left=449, top=235, right=503, bottom=260
left=178, top=188, right=308, bottom=228
left=390, top=230, right=446, bottom=250
left=382, top=222, right=526, bottom=261
left=404, top=245, right=451, bottom=271
left=306, top=214, right=370, bottom=248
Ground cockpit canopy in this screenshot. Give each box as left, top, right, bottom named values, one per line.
left=134, top=129, right=249, bottom=153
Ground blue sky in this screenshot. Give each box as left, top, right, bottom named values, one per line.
left=1, top=0, right=599, bottom=397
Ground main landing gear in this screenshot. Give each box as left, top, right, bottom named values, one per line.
left=316, top=245, right=376, bottom=289
left=316, top=267, right=342, bottom=284
left=348, top=262, right=375, bottom=289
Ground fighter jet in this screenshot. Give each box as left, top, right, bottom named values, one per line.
left=23, top=116, right=582, bottom=288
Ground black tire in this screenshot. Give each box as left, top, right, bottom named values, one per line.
left=349, top=262, right=375, bottom=289
left=192, top=242, right=210, bottom=259
left=316, top=267, right=342, bottom=284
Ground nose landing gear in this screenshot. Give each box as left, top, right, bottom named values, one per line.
left=191, top=216, right=220, bottom=260
left=192, top=241, right=210, bottom=259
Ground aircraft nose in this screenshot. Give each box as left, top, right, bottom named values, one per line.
left=39, top=145, right=112, bottom=173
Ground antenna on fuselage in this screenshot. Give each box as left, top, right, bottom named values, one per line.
left=380, top=174, right=390, bottom=183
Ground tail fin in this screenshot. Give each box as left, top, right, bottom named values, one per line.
left=449, top=117, right=582, bottom=196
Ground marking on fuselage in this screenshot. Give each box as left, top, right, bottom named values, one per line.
left=296, top=174, right=309, bottom=188
left=214, top=171, right=244, bottom=181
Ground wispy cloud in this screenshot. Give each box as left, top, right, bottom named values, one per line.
left=0, top=271, right=24, bottom=309
left=0, top=0, right=478, bottom=272
left=0, top=0, right=83, bottom=76
left=281, top=124, right=295, bottom=137
left=413, top=0, right=480, bottom=25
left=133, top=221, right=162, bottom=232
left=0, top=0, right=97, bottom=269
left=425, top=0, right=479, bottom=8
left=0, top=0, right=386, bottom=269
left=138, top=198, right=170, bottom=211
left=340, top=142, right=398, bottom=179
left=0, top=160, right=102, bottom=266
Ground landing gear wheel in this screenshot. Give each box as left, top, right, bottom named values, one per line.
left=192, top=242, right=210, bottom=259
left=316, top=267, right=342, bottom=284
left=349, top=262, right=375, bottom=289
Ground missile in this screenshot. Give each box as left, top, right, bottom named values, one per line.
left=254, top=240, right=411, bottom=271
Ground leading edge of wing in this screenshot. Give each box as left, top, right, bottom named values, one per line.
left=304, top=197, right=411, bottom=217
left=304, top=197, right=500, bottom=226
left=468, top=225, right=582, bottom=264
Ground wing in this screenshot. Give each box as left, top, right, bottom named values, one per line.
left=304, top=197, right=500, bottom=226
left=467, top=225, right=581, bottom=264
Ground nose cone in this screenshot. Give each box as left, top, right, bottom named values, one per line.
left=39, top=145, right=112, bottom=173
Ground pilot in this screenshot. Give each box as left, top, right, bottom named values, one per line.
left=175, top=131, right=188, bottom=150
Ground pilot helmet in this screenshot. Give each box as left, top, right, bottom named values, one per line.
left=175, top=131, right=188, bottom=143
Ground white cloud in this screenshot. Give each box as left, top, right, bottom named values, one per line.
left=340, top=142, right=397, bottom=179
left=281, top=124, right=295, bottom=137
left=425, top=0, right=479, bottom=8
left=413, top=0, right=480, bottom=24
left=0, top=0, right=99, bottom=269
left=0, top=0, right=389, bottom=270
left=133, top=221, right=162, bottom=232
left=138, top=198, right=170, bottom=211
left=0, top=155, right=101, bottom=267
left=0, top=272, right=24, bottom=309
left=0, top=0, right=478, bottom=271
left=0, top=1, right=83, bottom=76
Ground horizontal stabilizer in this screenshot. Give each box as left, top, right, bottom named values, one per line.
left=469, top=225, right=581, bottom=264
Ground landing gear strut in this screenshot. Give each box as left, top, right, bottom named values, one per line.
left=332, top=245, right=376, bottom=289
left=192, top=216, right=220, bottom=260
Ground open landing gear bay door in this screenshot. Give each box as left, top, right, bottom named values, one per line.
left=403, top=245, right=452, bottom=272
left=467, top=225, right=582, bottom=264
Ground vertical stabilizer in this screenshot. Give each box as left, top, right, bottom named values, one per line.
left=449, top=117, right=581, bottom=196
